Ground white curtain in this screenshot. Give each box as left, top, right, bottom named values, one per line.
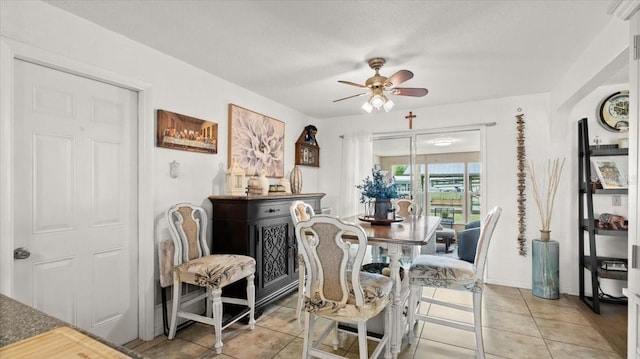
left=338, top=131, right=373, bottom=217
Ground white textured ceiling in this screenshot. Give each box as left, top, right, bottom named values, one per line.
left=44, top=0, right=621, bottom=120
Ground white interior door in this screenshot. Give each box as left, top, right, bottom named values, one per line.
left=12, top=59, right=138, bottom=344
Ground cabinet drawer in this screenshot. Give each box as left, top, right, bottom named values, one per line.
left=250, top=202, right=291, bottom=220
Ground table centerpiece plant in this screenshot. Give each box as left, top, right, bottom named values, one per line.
left=356, top=168, right=400, bottom=220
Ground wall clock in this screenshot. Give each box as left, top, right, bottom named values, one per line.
left=598, top=90, right=629, bottom=132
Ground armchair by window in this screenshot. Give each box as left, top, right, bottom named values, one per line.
left=457, top=220, right=481, bottom=262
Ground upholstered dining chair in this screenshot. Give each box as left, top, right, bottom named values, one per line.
left=407, top=206, right=501, bottom=359
left=392, top=198, right=421, bottom=217
left=289, top=200, right=315, bottom=323
left=372, top=198, right=423, bottom=263
left=457, top=220, right=482, bottom=262
left=165, top=203, right=256, bottom=354
left=295, top=215, right=393, bottom=359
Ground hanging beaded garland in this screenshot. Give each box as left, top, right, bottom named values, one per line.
left=516, top=112, right=527, bottom=256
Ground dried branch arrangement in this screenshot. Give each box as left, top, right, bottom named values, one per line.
left=526, top=158, right=566, bottom=240
left=516, top=114, right=527, bottom=256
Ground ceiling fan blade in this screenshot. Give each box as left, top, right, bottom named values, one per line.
left=391, top=87, right=428, bottom=97
left=338, top=80, right=367, bottom=88
left=332, top=92, right=368, bottom=103
left=386, top=70, right=414, bottom=87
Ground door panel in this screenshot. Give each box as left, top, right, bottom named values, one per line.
left=13, top=59, right=138, bottom=344
left=258, top=217, right=291, bottom=298
left=33, top=257, right=75, bottom=324
left=33, top=133, right=75, bottom=233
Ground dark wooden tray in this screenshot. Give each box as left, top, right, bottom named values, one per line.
left=358, top=216, right=404, bottom=226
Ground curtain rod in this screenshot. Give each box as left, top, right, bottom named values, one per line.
left=338, top=121, right=497, bottom=138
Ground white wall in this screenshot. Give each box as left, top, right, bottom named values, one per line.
left=0, top=0, right=322, bottom=337
left=317, top=84, right=632, bottom=296
left=318, top=93, right=556, bottom=290
left=1, top=0, right=633, bottom=336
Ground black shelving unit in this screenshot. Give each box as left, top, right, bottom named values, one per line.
left=578, top=118, right=628, bottom=314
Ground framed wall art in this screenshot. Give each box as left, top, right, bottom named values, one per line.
left=295, top=125, right=319, bottom=167
left=591, top=158, right=628, bottom=189
left=157, top=109, right=218, bottom=154
left=228, top=104, right=285, bottom=177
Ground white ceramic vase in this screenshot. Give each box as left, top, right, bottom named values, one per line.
left=259, top=171, right=269, bottom=195
left=290, top=166, right=303, bottom=194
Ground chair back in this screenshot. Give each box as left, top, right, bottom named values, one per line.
left=465, top=220, right=481, bottom=229
left=290, top=200, right=315, bottom=224
left=166, top=203, right=210, bottom=266
left=393, top=199, right=421, bottom=217
left=474, top=206, right=502, bottom=277
left=295, top=215, right=368, bottom=307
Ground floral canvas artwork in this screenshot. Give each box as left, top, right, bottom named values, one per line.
left=228, top=104, right=285, bottom=177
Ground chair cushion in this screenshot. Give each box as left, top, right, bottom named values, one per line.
left=304, top=271, right=393, bottom=321
left=409, top=255, right=482, bottom=293
left=175, top=254, right=256, bottom=289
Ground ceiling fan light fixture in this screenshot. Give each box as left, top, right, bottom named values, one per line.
left=370, top=94, right=385, bottom=109
left=361, top=101, right=373, bottom=113
left=335, top=57, right=428, bottom=113
left=433, top=138, right=454, bottom=146
left=383, top=99, right=395, bottom=112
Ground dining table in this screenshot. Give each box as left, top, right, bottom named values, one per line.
left=341, top=214, right=441, bottom=358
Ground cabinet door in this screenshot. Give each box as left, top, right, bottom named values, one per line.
left=290, top=224, right=300, bottom=279
left=255, top=217, right=294, bottom=298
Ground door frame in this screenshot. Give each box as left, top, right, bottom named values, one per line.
left=0, top=37, right=156, bottom=340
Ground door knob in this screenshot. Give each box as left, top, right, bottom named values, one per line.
left=14, top=247, right=30, bottom=260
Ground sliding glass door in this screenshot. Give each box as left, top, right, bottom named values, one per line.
left=372, top=129, right=481, bottom=229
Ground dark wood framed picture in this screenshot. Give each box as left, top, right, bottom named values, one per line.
left=296, top=143, right=319, bottom=167
left=295, top=125, right=319, bottom=167
left=156, top=110, right=218, bottom=154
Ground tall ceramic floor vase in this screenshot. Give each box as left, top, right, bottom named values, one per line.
left=532, top=237, right=559, bottom=299
left=290, top=165, right=302, bottom=194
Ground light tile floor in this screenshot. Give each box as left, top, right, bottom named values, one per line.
left=124, top=284, right=623, bottom=359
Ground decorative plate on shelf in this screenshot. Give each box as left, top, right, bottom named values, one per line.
left=358, top=216, right=404, bottom=226
left=598, top=90, right=629, bottom=132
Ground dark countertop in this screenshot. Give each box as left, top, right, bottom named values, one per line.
left=0, top=294, right=145, bottom=358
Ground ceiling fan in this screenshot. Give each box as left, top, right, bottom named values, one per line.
left=333, top=57, right=428, bottom=113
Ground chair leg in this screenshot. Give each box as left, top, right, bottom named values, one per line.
left=407, top=285, right=418, bottom=344
left=246, top=274, right=256, bottom=329
left=384, top=305, right=392, bottom=359
left=212, top=289, right=223, bottom=354
left=357, top=322, right=368, bottom=359
left=473, top=291, right=485, bottom=359
left=332, top=321, right=339, bottom=350
left=206, top=287, right=213, bottom=318
left=302, top=312, right=314, bottom=358
left=168, top=280, right=181, bottom=339
left=296, top=258, right=305, bottom=323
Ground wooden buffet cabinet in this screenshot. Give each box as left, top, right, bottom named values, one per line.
left=208, top=193, right=324, bottom=312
